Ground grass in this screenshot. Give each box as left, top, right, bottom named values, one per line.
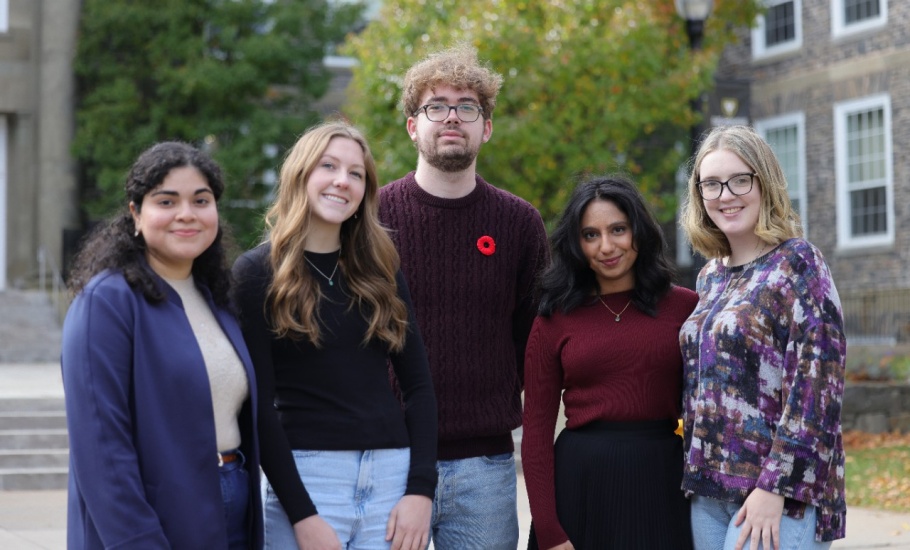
left=844, top=431, right=910, bottom=511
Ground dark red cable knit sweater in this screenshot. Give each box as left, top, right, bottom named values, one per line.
left=379, top=172, right=548, bottom=460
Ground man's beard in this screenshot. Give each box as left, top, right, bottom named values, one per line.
left=418, top=130, right=479, bottom=173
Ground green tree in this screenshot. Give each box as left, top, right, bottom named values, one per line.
left=73, top=0, right=364, bottom=247
left=343, top=0, right=759, bottom=224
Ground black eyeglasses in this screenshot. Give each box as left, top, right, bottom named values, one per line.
left=696, top=173, right=756, bottom=200
left=413, top=103, right=484, bottom=123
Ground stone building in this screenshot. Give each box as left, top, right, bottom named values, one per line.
left=709, top=0, right=909, bottom=342
left=0, top=0, right=80, bottom=291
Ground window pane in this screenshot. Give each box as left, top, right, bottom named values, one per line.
left=765, top=1, right=796, bottom=46
left=850, top=187, right=886, bottom=236
left=845, top=0, right=881, bottom=24
left=845, top=105, right=887, bottom=237
left=765, top=125, right=800, bottom=196
left=847, top=109, right=886, bottom=185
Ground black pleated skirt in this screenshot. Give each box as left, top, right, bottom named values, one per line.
left=528, top=419, right=693, bottom=550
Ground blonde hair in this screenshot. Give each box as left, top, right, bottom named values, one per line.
left=401, top=43, right=503, bottom=120
left=265, top=121, right=408, bottom=351
left=680, top=125, right=802, bottom=259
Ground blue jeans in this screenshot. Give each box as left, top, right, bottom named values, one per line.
left=263, top=448, right=410, bottom=550
left=220, top=450, right=251, bottom=550
left=690, top=495, right=831, bottom=550
left=429, top=453, right=518, bottom=550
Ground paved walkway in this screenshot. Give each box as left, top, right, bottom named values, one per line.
left=1, top=483, right=909, bottom=549
left=2, top=334, right=910, bottom=547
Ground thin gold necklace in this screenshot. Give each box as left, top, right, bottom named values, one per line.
left=599, top=296, right=632, bottom=322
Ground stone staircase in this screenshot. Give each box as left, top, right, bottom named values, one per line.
left=0, top=397, right=68, bottom=490
left=0, top=289, right=63, bottom=364
left=0, top=289, right=69, bottom=490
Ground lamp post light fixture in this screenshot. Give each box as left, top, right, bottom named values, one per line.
left=676, top=0, right=714, bottom=289
left=675, top=0, right=714, bottom=50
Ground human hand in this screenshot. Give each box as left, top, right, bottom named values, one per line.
left=293, top=515, right=342, bottom=550
left=734, top=488, right=785, bottom=550
left=546, top=541, right=576, bottom=550
left=385, top=494, right=432, bottom=550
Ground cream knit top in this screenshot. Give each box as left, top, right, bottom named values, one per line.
left=164, top=275, right=248, bottom=452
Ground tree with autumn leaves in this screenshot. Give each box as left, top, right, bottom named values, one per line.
left=343, top=1, right=760, bottom=224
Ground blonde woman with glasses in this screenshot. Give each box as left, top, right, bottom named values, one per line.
left=679, top=125, right=846, bottom=550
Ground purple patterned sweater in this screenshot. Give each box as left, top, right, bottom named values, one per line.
left=680, top=238, right=847, bottom=542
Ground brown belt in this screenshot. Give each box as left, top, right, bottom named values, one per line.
left=218, top=451, right=239, bottom=467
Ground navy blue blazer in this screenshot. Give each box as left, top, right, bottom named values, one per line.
left=61, top=270, right=263, bottom=549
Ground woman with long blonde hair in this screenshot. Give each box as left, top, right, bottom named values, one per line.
left=233, top=121, right=437, bottom=550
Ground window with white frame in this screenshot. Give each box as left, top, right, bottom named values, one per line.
left=834, top=94, right=894, bottom=249
left=832, top=0, right=887, bottom=38
left=753, top=0, right=802, bottom=59
left=756, top=113, right=806, bottom=232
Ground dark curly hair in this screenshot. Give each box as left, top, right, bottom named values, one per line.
left=67, top=142, right=233, bottom=306
left=538, top=175, right=675, bottom=317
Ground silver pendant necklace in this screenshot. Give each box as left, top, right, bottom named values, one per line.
left=304, top=254, right=340, bottom=286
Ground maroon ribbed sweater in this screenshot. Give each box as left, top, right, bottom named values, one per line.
left=522, top=287, right=698, bottom=549
left=379, top=172, right=548, bottom=459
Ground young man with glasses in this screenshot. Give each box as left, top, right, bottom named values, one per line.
left=379, top=44, right=548, bottom=550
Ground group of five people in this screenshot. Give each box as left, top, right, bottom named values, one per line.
left=61, top=44, right=846, bottom=550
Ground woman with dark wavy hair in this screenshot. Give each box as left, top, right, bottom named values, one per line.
left=62, top=141, right=262, bottom=549
left=522, top=175, right=697, bottom=550
left=232, top=121, right=436, bottom=550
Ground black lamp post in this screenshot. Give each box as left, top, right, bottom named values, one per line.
left=676, top=0, right=713, bottom=289
left=675, top=0, right=714, bottom=157
left=675, top=0, right=714, bottom=51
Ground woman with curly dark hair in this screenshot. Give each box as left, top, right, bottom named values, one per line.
left=62, top=142, right=262, bottom=549
left=522, top=175, right=697, bottom=550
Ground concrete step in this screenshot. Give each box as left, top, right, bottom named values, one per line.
left=0, top=411, right=67, bottom=430
left=0, top=397, right=65, bottom=413
left=0, top=397, right=70, bottom=490
left=0, top=429, right=69, bottom=451
left=0, top=449, right=68, bottom=469
left=0, top=289, right=63, bottom=363
left=0, top=467, right=68, bottom=490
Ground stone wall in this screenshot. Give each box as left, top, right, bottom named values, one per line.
left=843, top=382, right=910, bottom=433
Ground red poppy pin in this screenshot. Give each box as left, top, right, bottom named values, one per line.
left=477, top=235, right=496, bottom=256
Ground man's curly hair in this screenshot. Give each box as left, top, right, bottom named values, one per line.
left=401, top=43, right=503, bottom=121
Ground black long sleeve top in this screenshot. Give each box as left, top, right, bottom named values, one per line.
left=232, top=244, right=437, bottom=523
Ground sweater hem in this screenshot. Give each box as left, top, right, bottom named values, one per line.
left=438, top=433, right=515, bottom=460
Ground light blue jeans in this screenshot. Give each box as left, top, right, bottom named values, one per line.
left=691, top=495, right=832, bottom=550
left=263, top=448, right=410, bottom=550
left=428, top=453, right=518, bottom=550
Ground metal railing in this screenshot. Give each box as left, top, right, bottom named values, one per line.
left=841, top=288, right=910, bottom=345
left=37, top=246, right=70, bottom=323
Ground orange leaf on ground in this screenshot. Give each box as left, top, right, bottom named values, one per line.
left=843, top=430, right=910, bottom=450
